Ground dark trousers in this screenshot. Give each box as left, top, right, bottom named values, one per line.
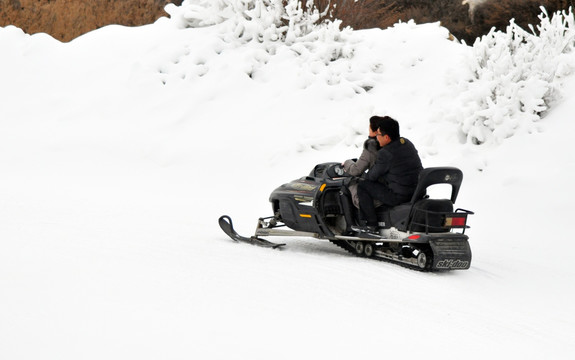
left=357, top=180, right=405, bottom=226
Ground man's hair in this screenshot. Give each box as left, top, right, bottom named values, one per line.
left=377, top=116, right=400, bottom=141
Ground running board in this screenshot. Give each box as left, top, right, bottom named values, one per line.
left=255, top=227, right=320, bottom=238
left=334, top=235, right=405, bottom=243
left=255, top=227, right=405, bottom=243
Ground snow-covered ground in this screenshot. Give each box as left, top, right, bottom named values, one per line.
left=1, top=2, right=574, bottom=359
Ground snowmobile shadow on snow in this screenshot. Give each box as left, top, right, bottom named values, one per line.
left=219, top=162, right=474, bottom=271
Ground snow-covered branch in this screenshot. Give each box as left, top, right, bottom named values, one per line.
left=165, top=0, right=339, bottom=45
left=455, top=7, right=575, bottom=145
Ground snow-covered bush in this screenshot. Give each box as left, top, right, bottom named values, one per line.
left=165, top=0, right=342, bottom=45
left=160, top=0, right=359, bottom=90
left=456, top=7, right=575, bottom=145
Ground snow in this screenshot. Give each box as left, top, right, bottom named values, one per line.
left=1, top=1, right=574, bottom=359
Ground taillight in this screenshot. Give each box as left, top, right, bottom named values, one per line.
left=444, top=215, right=467, bottom=227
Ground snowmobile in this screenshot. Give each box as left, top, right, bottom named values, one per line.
left=219, top=162, right=473, bottom=271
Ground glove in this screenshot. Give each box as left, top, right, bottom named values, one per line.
left=364, top=138, right=378, bottom=150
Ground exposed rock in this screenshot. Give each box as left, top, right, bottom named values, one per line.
left=0, top=0, right=183, bottom=42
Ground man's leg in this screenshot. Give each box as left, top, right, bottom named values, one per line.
left=358, top=180, right=396, bottom=227
left=357, top=181, right=379, bottom=226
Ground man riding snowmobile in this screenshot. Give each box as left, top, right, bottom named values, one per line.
left=353, top=116, right=423, bottom=235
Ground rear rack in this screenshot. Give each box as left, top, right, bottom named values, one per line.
left=409, top=208, right=474, bottom=234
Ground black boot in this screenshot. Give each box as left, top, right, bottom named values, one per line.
left=350, top=221, right=379, bottom=236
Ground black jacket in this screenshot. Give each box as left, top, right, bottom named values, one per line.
left=365, top=137, right=423, bottom=198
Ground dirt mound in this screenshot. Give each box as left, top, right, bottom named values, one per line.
left=0, top=0, right=182, bottom=42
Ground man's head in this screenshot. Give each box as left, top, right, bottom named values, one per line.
left=375, top=116, right=400, bottom=147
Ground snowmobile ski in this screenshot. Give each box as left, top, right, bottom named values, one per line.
left=218, top=215, right=285, bottom=249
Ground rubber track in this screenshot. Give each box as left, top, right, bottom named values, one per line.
left=328, top=240, right=432, bottom=272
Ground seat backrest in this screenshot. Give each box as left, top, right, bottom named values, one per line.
left=410, top=167, right=463, bottom=204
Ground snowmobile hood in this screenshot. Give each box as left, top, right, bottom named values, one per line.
left=269, top=176, right=322, bottom=204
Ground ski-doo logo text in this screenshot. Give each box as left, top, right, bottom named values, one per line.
left=436, top=259, right=469, bottom=269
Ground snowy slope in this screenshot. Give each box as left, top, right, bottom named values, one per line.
left=1, top=3, right=574, bottom=359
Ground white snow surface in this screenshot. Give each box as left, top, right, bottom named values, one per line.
left=1, top=5, right=574, bottom=360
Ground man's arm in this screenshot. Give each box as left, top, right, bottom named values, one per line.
left=365, top=151, right=391, bottom=182
left=343, top=139, right=378, bottom=176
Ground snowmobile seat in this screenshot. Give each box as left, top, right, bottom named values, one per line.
left=378, top=167, right=463, bottom=231
left=372, top=203, right=408, bottom=229
left=404, top=167, right=463, bottom=232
